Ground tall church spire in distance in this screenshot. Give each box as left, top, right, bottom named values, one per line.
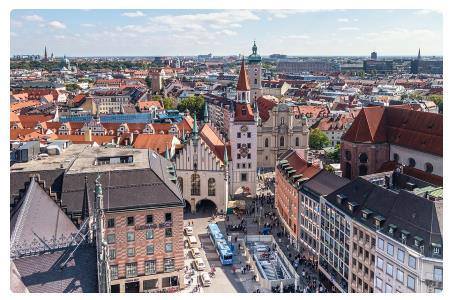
left=203, top=102, right=209, bottom=123
left=44, top=46, right=48, bottom=61
left=418, top=48, right=421, bottom=60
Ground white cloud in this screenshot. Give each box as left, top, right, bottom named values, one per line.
left=217, top=29, right=237, bottom=36
left=283, top=34, right=310, bottom=39
left=121, top=11, right=146, bottom=18
left=48, top=20, right=66, bottom=29
left=81, top=23, right=95, bottom=27
left=23, top=14, right=44, bottom=22
left=413, top=9, right=440, bottom=15
left=353, top=18, right=359, bottom=22
left=338, top=27, right=360, bottom=31
left=338, top=18, right=349, bottom=22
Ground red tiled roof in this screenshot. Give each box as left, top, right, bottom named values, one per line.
left=285, top=150, right=321, bottom=179
left=256, top=96, right=278, bottom=122
left=133, top=134, right=177, bottom=155
left=234, top=103, right=254, bottom=122
left=236, top=59, right=250, bottom=91
left=10, top=100, right=41, bottom=113
left=16, top=115, right=53, bottom=129
left=55, top=134, right=115, bottom=145
left=72, top=94, right=87, bottom=104
left=343, top=105, right=442, bottom=156
left=199, top=123, right=229, bottom=163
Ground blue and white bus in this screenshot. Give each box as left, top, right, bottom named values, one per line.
left=208, top=223, right=233, bottom=265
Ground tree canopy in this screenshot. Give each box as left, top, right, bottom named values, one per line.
left=309, top=128, right=331, bottom=150
left=177, top=95, right=205, bottom=118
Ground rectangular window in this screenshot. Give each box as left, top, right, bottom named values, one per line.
left=376, top=257, right=384, bottom=270
left=107, top=234, right=116, bottom=244
left=164, top=258, right=175, bottom=272
left=434, top=267, right=443, bottom=282
left=127, top=232, right=135, bottom=242
left=109, top=248, right=116, bottom=260
left=165, top=243, right=173, bottom=253
left=385, top=283, right=393, bottom=293
left=165, top=213, right=172, bottom=222
left=408, top=256, right=417, bottom=269
left=165, top=228, right=173, bottom=237
left=247, top=143, right=251, bottom=149
left=237, top=143, right=241, bottom=149
left=237, top=154, right=241, bottom=159
left=127, top=248, right=135, bottom=257
left=146, top=214, right=153, bottom=224
left=386, top=263, right=393, bottom=277
left=397, top=269, right=404, bottom=283
left=397, top=249, right=405, bottom=263
left=237, top=132, right=241, bottom=138
left=145, top=260, right=156, bottom=275
left=107, top=218, right=115, bottom=228
left=110, top=265, right=118, bottom=280
left=387, top=243, right=394, bottom=256
left=378, top=238, right=384, bottom=250
left=241, top=173, right=247, bottom=182
left=247, top=132, right=251, bottom=138
left=248, top=154, right=251, bottom=159
left=146, top=229, right=154, bottom=240
left=127, top=216, right=134, bottom=226
left=376, top=277, right=383, bottom=290
left=147, top=244, right=154, bottom=255
left=126, top=262, right=137, bottom=278
left=407, top=275, right=415, bottom=290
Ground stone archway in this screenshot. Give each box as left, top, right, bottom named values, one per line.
left=195, top=198, right=218, bottom=215
left=184, top=200, right=192, bottom=214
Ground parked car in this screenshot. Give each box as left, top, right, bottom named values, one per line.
left=190, top=247, right=201, bottom=258
left=184, top=226, right=193, bottom=236
left=200, top=272, right=211, bottom=287
left=194, top=258, right=206, bottom=271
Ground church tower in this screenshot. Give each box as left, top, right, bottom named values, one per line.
left=247, top=41, right=263, bottom=104
left=229, top=58, right=258, bottom=197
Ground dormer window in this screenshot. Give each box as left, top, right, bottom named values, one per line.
left=388, top=224, right=397, bottom=235
left=413, top=236, right=423, bottom=248
left=432, top=243, right=442, bottom=256
left=348, top=202, right=357, bottom=212
left=400, top=230, right=410, bottom=243
left=241, top=108, right=247, bottom=116
left=336, top=194, right=347, bottom=205
left=374, top=215, right=385, bottom=229
left=361, top=209, right=372, bottom=219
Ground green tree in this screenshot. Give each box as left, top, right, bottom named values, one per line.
left=326, top=144, right=341, bottom=162
left=324, top=164, right=335, bottom=173
left=65, top=83, right=80, bottom=92
left=162, top=97, right=176, bottom=110
left=144, top=76, right=152, bottom=89
left=177, top=95, right=205, bottom=118
left=428, top=94, right=443, bottom=113
left=309, top=128, right=331, bottom=150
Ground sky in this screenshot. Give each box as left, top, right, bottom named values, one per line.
left=10, top=9, right=443, bottom=57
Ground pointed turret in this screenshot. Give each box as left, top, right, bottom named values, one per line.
left=44, top=46, right=48, bottom=61
left=81, top=176, right=90, bottom=222
left=192, top=114, right=199, bottom=146
left=237, top=58, right=250, bottom=91
left=203, top=102, right=209, bottom=123
left=418, top=48, right=421, bottom=60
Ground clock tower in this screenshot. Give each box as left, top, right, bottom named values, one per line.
left=229, top=58, right=258, bottom=198
left=248, top=41, right=263, bottom=104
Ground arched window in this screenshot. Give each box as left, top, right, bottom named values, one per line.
left=408, top=158, right=416, bottom=168
left=208, top=178, right=216, bottom=196
left=425, top=162, right=433, bottom=173
left=359, top=153, right=368, bottom=164
left=281, top=117, right=285, bottom=125
left=344, top=162, right=352, bottom=179
left=191, top=174, right=200, bottom=196
left=177, top=177, right=183, bottom=194
left=280, top=136, right=285, bottom=147
left=393, top=153, right=399, bottom=162
left=345, top=150, right=352, bottom=161
left=295, top=137, right=299, bottom=147
left=264, top=138, right=269, bottom=148
left=359, top=165, right=368, bottom=176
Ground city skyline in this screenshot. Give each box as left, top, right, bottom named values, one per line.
left=11, top=9, right=443, bottom=57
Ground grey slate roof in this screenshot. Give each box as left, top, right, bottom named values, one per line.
left=60, top=151, right=183, bottom=214
left=11, top=178, right=78, bottom=257
left=13, top=245, right=98, bottom=293
left=301, top=170, right=350, bottom=201
left=324, top=173, right=443, bottom=258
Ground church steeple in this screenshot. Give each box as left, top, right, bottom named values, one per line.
left=236, top=58, right=251, bottom=103
left=252, top=40, right=257, bottom=55
left=418, top=48, right=421, bottom=60
left=44, top=46, right=48, bottom=61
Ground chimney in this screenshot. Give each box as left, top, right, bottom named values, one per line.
left=84, top=129, right=92, bottom=142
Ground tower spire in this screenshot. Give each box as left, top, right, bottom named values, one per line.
left=418, top=48, right=421, bottom=60
left=223, top=144, right=228, bottom=166
left=165, top=145, right=170, bottom=160
left=44, top=46, right=48, bottom=61
left=81, top=176, right=90, bottom=222
left=237, top=58, right=250, bottom=91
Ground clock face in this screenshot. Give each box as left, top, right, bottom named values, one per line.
left=240, top=125, right=248, bottom=132
left=239, top=147, right=249, bottom=156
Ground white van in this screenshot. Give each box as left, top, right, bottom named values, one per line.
left=200, top=272, right=211, bottom=287
left=190, top=247, right=201, bottom=258
left=194, top=258, right=206, bottom=271
left=188, top=236, right=198, bottom=248
left=184, top=226, right=193, bottom=236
